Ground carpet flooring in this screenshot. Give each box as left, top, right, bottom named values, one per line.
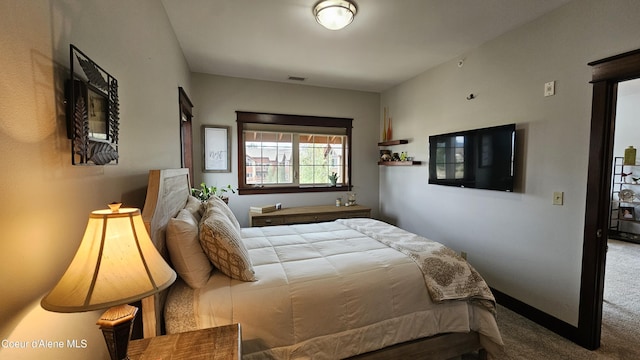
left=474, top=239, right=640, bottom=359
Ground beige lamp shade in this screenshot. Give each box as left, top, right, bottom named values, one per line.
left=42, top=204, right=176, bottom=313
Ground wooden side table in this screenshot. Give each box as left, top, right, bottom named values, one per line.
left=128, top=324, right=241, bottom=360
left=249, top=204, right=371, bottom=227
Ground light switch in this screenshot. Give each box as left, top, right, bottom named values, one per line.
left=545, top=81, right=556, bottom=97
left=553, top=191, right=564, bottom=205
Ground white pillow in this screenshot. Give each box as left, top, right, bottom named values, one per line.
left=200, top=207, right=255, bottom=282
left=166, top=209, right=212, bottom=288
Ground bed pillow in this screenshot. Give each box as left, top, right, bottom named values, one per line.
left=205, top=195, right=240, bottom=231
left=200, top=207, right=256, bottom=281
left=166, top=209, right=213, bottom=288
left=184, top=195, right=204, bottom=223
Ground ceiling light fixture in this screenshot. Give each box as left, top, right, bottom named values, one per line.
left=313, top=0, right=357, bottom=31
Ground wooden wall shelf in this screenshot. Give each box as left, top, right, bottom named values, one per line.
left=378, top=161, right=422, bottom=166
left=378, top=139, right=408, bottom=146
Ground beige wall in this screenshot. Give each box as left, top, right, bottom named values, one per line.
left=380, top=0, right=640, bottom=325
left=0, top=1, right=190, bottom=359
left=4, top=0, right=640, bottom=358
left=190, top=73, right=380, bottom=227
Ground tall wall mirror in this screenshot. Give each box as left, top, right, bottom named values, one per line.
left=65, top=44, right=119, bottom=165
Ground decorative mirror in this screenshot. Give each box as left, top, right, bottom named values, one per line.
left=66, top=44, right=119, bottom=165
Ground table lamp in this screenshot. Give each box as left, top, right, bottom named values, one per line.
left=41, top=203, right=176, bottom=360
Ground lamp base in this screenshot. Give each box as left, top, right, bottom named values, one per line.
left=97, top=304, right=138, bottom=360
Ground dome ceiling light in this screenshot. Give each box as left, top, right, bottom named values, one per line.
left=313, top=0, right=357, bottom=31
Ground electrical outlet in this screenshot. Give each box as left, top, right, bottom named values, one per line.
left=553, top=191, right=564, bottom=205
left=545, top=81, right=556, bottom=97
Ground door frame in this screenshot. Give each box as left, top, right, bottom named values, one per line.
left=580, top=48, right=640, bottom=349
left=179, top=87, right=194, bottom=186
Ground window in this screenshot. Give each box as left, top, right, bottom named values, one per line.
left=237, top=111, right=352, bottom=195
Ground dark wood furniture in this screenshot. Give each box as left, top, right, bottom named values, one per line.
left=128, top=324, right=241, bottom=360
left=249, top=204, right=371, bottom=227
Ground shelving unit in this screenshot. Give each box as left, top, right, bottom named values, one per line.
left=377, top=139, right=422, bottom=166
left=377, top=160, right=422, bottom=166
left=378, top=139, right=408, bottom=146
left=610, top=156, right=640, bottom=243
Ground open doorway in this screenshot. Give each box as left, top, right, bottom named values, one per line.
left=601, top=78, right=640, bottom=353
left=580, top=49, right=640, bottom=350
left=610, top=79, right=640, bottom=242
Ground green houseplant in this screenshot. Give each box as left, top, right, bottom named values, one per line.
left=191, top=182, right=236, bottom=202
left=328, top=172, right=339, bottom=186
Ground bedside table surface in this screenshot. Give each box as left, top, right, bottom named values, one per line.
left=128, top=324, right=241, bottom=360
left=249, top=204, right=371, bottom=227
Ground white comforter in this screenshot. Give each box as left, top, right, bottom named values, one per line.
left=166, top=219, right=503, bottom=359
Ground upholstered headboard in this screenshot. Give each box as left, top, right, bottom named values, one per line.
left=140, top=168, right=191, bottom=338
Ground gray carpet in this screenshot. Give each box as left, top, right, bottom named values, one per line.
left=480, top=239, right=640, bottom=359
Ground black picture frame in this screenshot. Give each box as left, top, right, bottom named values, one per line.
left=66, top=44, right=119, bottom=165
left=619, top=206, right=635, bottom=220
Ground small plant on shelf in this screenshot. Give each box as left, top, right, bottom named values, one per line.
left=191, top=182, right=236, bottom=202
left=328, top=172, right=339, bottom=186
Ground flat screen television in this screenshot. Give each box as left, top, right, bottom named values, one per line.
left=428, top=124, right=516, bottom=192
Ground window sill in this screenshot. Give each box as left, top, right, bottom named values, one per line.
left=239, top=185, right=351, bottom=195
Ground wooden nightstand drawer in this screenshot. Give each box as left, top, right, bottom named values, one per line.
left=128, top=324, right=241, bottom=359
left=285, top=213, right=337, bottom=224
left=250, top=216, right=285, bottom=227
left=343, top=210, right=370, bottom=218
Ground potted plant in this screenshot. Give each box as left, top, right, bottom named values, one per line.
left=191, top=182, right=236, bottom=203
left=328, top=172, right=339, bottom=186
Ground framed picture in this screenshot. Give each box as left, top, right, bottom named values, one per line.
left=619, top=206, right=635, bottom=220
left=66, top=45, right=119, bottom=165
left=202, top=125, right=231, bottom=172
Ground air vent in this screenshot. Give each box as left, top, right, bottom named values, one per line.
left=287, top=76, right=306, bottom=82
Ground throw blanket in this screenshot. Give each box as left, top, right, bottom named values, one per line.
left=337, top=218, right=496, bottom=313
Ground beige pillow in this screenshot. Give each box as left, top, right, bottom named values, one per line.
left=185, top=195, right=203, bottom=223
left=200, top=207, right=255, bottom=281
left=205, top=196, right=240, bottom=231
left=166, top=209, right=213, bottom=288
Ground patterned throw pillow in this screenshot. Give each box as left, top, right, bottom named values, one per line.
left=166, top=209, right=213, bottom=288
left=199, top=207, right=256, bottom=281
left=205, top=196, right=241, bottom=231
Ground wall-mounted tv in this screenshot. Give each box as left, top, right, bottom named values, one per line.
left=428, top=124, right=516, bottom=192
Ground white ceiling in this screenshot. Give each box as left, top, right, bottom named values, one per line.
left=161, top=0, right=572, bottom=93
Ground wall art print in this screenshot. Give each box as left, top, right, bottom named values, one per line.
left=202, top=125, right=231, bottom=172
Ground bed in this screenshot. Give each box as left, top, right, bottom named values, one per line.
left=140, top=168, right=503, bottom=359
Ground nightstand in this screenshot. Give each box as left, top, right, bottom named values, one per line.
left=249, top=204, right=371, bottom=227
left=128, top=323, right=241, bottom=360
